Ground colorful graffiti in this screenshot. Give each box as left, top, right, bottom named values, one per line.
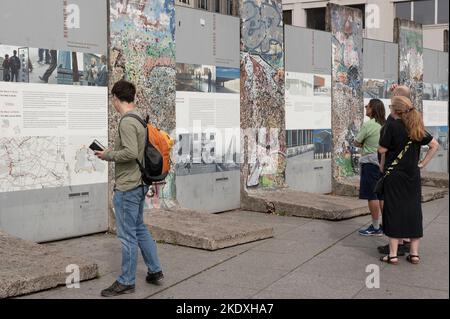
left=394, top=18, right=423, bottom=112
left=109, top=0, right=177, bottom=209
left=326, top=3, right=364, bottom=182
left=240, top=0, right=285, bottom=191
left=241, top=0, right=284, bottom=69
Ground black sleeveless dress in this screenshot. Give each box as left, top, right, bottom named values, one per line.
left=379, top=119, right=432, bottom=239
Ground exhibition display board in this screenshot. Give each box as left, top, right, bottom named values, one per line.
left=175, top=6, right=240, bottom=212
left=284, top=25, right=332, bottom=194
left=0, top=0, right=109, bottom=242
left=422, top=49, right=448, bottom=172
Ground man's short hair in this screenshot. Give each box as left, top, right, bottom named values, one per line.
left=111, top=80, right=136, bottom=103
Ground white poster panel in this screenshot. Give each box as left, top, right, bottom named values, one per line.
left=285, top=72, right=331, bottom=130
left=0, top=82, right=107, bottom=192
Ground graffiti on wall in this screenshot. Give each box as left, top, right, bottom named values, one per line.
left=326, top=3, right=364, bottom=181
left=240, top=0, right=285, bottom=190
left=395, top=19, right=423, bottom=112
left=109, top=0, right=176, bottom=209
left=241, top=0, right=283, bottom=69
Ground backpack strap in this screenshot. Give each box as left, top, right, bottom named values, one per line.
left=120, top=113, right=147, bottom=128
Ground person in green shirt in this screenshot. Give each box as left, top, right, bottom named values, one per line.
left=354, top=99, right=386, bottom=236
left=95, top=80, right=163, bottom=297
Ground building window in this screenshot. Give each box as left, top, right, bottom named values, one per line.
left=178, top=0, right=190, bottom=4
left=283, top=10, right=292, bottom=26
left=198, top=0, right=208, bottom=10
left=287, top=131, right=292, bottom=147
left=215, top=0, right=220, bottom=13
left=226, top=0, right=235, bottom=16
left=438, top=0, right=449, bottom=24
left=292, top=130, right=298, bottom=146
left=306, top=7, right=326, bottom=31
left=414, top=0, right=435, bottom=25
left=395, top=1, right=412, bottom=20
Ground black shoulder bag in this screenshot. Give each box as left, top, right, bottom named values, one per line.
left=374, top=139, right=412, bottom=195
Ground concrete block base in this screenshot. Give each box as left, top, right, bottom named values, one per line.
left=421, top=172, right=449, bottom=189
left=422, top=186, right=448, bottom=202
left=143, top=208, right=274, bottom=250
left=335, top=176, right=448, bottom=202
left=241, top=188, right=369, bottom=220
left=0, top=231, right=98, bottom=299
left=333, top=178, right=360, bottom=197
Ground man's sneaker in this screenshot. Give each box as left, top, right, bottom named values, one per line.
left=101, top=281, right=135, bottom=297
left=358, top=225, right=383, bottom=236
left=377, top=242, right=410, bottom=256
left=146, top=271, right=164, bottom=285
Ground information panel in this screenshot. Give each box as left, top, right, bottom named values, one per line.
left=0, top=0, right=108, bottom=242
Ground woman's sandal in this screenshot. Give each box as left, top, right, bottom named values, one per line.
left=406, top=255, right=420, bottom=265
left=380, top=255, right=399, bottom=265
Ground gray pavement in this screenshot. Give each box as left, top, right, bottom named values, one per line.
left=17, top=195, right=449, bottom=299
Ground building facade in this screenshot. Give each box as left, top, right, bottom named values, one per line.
left=282, top=0, right=449, bottom=51
left=176, top=0, right=239, bottom=16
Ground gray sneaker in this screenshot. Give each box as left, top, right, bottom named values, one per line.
left=101, top=280, right=135, bottom=297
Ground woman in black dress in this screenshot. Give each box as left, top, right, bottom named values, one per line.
left=378, top=96, right=439, bottom=265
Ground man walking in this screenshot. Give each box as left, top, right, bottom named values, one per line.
left=9, top=50, right=21, bottom=82
left=39, top=49, right=57, bottom=83
left=95, top=80, right=164, bottom=297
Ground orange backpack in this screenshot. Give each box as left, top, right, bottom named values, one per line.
left=122, top=114, right=173, bottom=183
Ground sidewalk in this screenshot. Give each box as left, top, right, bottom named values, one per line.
left=18, top=196, right=449, bottom=299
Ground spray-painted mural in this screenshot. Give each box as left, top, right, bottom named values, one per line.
left=326, top=3, right=364, bottom=184
left=109, top=0, right=177, bottom=210
left=240, top=0, right=285, bottom=191
left=394, top=18, right=423, bottom=112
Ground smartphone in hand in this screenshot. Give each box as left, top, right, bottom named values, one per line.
left=89, top=139, right=105, bottom=152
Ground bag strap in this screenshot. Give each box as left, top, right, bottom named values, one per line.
left=120, top=113, right=147, bottom=129
left=383, top=139, right=412, bottom=177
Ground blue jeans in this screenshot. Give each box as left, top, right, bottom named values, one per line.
left=113, top=185, right=162, bottom=285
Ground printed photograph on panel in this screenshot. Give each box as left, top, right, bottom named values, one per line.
left=215, top=67, right=240, bottom=94
left=176, top=63, right=216, bottom=93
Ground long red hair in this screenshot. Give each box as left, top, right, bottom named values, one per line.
left=391, top=96, right=425, bottom=141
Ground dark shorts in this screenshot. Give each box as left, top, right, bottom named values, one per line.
left=359, top=163, right=383, bottom=200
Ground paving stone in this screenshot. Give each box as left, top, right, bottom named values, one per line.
left=0, top=231, right=98, bottom=298
left=144, top=208, right=273, bottom=250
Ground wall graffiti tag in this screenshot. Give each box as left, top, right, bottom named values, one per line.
left=241, top=0, right=283, bottom=69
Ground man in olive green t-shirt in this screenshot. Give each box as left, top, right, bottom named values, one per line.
left=95, top=80, right=163, bottom=297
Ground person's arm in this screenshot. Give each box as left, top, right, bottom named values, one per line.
left=102, top=120, right=139, bottom=163
left=378, top=149, right=386, bottom=173
left=418, top=138, right=439, bottom=169
left=354, top=123, right=366, bottom=148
